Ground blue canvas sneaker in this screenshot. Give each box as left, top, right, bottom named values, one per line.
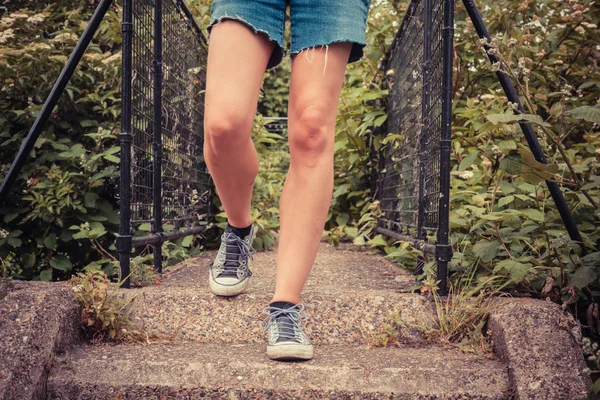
left=208, top=223, right=256, bottom=296
left=262, top=303, right=313, bottom=360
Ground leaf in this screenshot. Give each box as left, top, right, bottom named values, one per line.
left=449, top=215, right=468, bottom=228
left=333, top=184, right=351, bottom=198
left=493, top=260, right=531, bottom=281
left=87, top=222, right=107, bottom=238
left=44, top=233, right=57, bottom=250
left=520, top=208, right=544, bottom=222
left=50, top=255, right=72, bottom=271
left=374, top=114, right=387, bottom=127
left=570, top=265, right=597, bottom=289
left=23, top=254, right=36, bottom=269
left=80, top=119, right=96, bottom=127
left=381, top=134, right=405, bottom=145
left=182, top=235, right=193, bottom=247
left=459, top=150, right=479, bottom=171
left=472, top=240, right=500, bottom=263
left=498, top=140, right=517, bottom=150
left=500, top=152, right=522, bottom=175
left=486, top=112, right=551, bottom=127
left=103, top=154, right=120, bottom=164
left=498, top=195, right=515, bottom=208
left=581, top=252, right=600, bottom=268
left=564, top=106, right=600, bottom=124
left=518, top=148, right=558, bottom=184
left=84, top=192, right=99, bottom=208
left=336, top=213, right=349, bottom=226
left=4, top=212, right=19, bottom=223
left=353, top=235, right=366, bottom=245
left=593, top=377, right=600, bottom=394
left=367, top=234, right=389, bottom=247
left=344, top=226, right=358, bottom=238
left=39, top=269, right=52, bottom=282
left=7, top=238, right=21, bottom=247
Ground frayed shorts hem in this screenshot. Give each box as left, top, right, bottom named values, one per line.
left=207, top=16, right=287, bottom=70
left=207, top=0, right=370, bottom=70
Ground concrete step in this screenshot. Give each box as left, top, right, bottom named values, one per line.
left=117, top=242, right=434, bottom=345
left=47, top=343, right=511, bottom=399
left=158, top=241, right=418, bottom=294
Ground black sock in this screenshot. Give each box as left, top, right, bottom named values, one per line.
left=226, top=222, right=252, bottom=238
left=270, top=301, right=297, bottom=310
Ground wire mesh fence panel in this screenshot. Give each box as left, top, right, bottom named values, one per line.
left=375, top=0, right=454, bottom=284
left=121, top=0, right=212, bottom=280
left=422, top=0, right=445, bottom=234
left=161, top=0, right=211, bottom=231
left=378, top=0, right=425, bottom=238
left=130, top=0, right=156, bottom=230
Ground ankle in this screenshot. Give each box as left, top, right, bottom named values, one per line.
left=271, top=296, right=301, bottom=305
left=226, top=221, right=253, bottom=238
left=269, top=301, right=297, bottom=309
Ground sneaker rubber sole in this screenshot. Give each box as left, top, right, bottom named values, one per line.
left=208, top=272, right=249, bottom=296
left=266, top=343, right=314, bottom=361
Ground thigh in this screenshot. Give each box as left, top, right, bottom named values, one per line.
left=207, top=0, right=287, bottom=70
left=204, top=19, right=275, bottom=131
left=289, top=0, right=370, bottom=64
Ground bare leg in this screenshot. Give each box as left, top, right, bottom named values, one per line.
left=272, top=44, right=352, bottom=304
left=204, top=20, right=276, bottom=228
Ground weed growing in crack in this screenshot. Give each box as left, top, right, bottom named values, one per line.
left=381, top=264, right=517, bottom=353
left=130, top=255, right=159, bottom=288
left=69, top=270, right=136, bottom=342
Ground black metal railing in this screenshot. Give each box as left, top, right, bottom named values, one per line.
left=117, top=0, right=213, bottom=287
left=373, top=0, right=454, bottom=294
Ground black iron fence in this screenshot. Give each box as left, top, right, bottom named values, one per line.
left=373, top=0, right=454, bottom=294
left=117, top=0, right=213, bottom=287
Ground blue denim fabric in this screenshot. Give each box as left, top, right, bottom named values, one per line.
left=207, top=0, right=371, bottom=70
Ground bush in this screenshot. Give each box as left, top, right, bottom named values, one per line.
left=0, top=1, right=122, bottom=280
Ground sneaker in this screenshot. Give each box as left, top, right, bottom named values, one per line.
left=262, top=303, right=313, bottom=361
left=208, top=223, right=256, bottom=296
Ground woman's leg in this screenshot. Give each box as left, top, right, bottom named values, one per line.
left=204, top=20, right=276, bottom=228
left=272, top=44, right=352, bottom=304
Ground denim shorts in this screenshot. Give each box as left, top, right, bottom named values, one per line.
left=207, top=0, right=371, bottom=70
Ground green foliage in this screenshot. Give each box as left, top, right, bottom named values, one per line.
left=444, top=0, right=600, bottom=312
left=0, top=2, right=122, bottom=280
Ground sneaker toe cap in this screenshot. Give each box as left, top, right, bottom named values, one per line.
left=213, top=276, right=243, bottom=285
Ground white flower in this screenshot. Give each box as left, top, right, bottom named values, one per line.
left=0, top=17, right=16, bottom=26
left=9, top=13, right=29, bottom=19
left=30, top=43, right=51, bottom=51
left=27, top=13, right=47, bottom=24
left=51, top=32, right=77, bottom=43
left=0, top=28, right=15, bottom=44
left=459, top=171, right=474, bottom=180
left=101, top=53, right=121, bottom=65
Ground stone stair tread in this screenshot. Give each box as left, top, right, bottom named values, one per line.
left=118, top=288, right=434, bottom=345
left=159, top=242, right=418, bottom=293
left=48, top=342, right=510, bottom=399
left=117, top=241, right=429, bottom=345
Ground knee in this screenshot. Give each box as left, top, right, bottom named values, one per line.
left=204, top=111, right=252, bottom=151
left=289, top=105, right=332, bottom=157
